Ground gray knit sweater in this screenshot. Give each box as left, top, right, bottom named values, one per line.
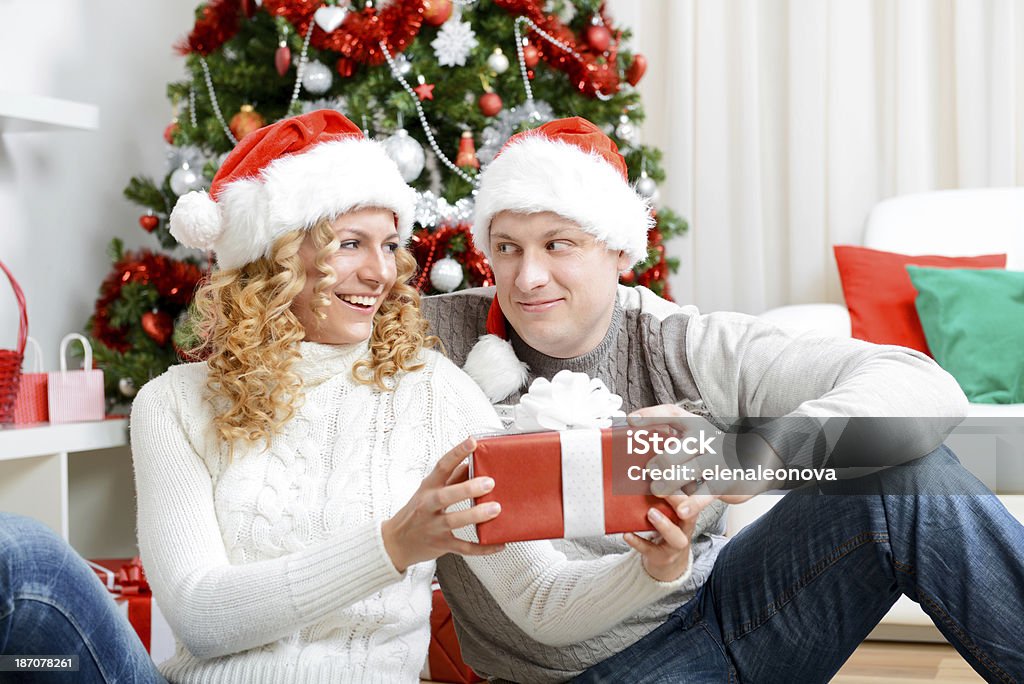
left=422, top=285, right=967, bottom=683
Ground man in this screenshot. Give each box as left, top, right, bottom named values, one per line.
left=422, top=117, right=1024, bottom=683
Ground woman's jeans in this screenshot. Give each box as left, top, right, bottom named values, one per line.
left=576, top=446, right=1024, bottom=683
left=0, top=513, right=165, bottom=683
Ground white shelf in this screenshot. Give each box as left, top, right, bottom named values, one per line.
left=0, top=93, right=99, bottom=132
left=0, top=418, right=129, bottom=542
left=0, top=417, right=128, bottom=461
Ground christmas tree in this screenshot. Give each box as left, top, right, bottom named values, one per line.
left=91, top=0, right=687, bottom=405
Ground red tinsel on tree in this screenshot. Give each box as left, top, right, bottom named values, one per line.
left=176, top=0, right=244, bottom=56
left=92, top=251, right=205, bottom=353
left=410, top=224, right=493, bottom=293
left=493, top=0, right=622, bottom=98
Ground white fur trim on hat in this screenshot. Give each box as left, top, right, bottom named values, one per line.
left=169, top=190, right=223, bottom=250
left=472, top=135, right=654, bottom=267
left=176, top=137, right=417, bottom=271
left=463, top=334, right=530, bottom=403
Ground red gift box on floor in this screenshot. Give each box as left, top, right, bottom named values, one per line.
left=471, top=427, right=676, bottom=545
left=420, top=582, right=483, bottom=684
left=88, top=558, right=175, bottom=665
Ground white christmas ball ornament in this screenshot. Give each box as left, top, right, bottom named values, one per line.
left=636, top=173, right=659, bottom=204
left=487, top=48, right=510, bottom=74
left=430, top=256, right=463, bottom=292
left=381, top=129, right=425, bottom=182
left=118, top=377, right=138, bottom=398
left=170, top=163, right=204, bottom=196
left=301, top=61, right=333, bottom=94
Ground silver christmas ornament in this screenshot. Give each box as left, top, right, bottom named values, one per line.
left=615, top=115, right=637, bottom=144
left=170, top=162, right=204, bottom=196
left=118, top=377, right=138, bottom=398
left=381, top=129, right=426, bottom=182
left=393, top=53, right=413, bottom=76
left=487, top=48, right=510, bottom=74
left=301, top=60, right=333, bottom=94
left=636, top=172, right=659, bottom=204
left=430, top=256, right=464, bottom=292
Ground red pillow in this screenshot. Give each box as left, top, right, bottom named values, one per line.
left=834, top=245, right=1006, bottom=355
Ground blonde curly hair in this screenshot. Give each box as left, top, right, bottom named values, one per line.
left=189, top=217, right=436, bottom=449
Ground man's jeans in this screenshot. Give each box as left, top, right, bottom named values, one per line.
left=0, top=513, right=165, bottom=683
left=575, top=447, right=1024, bottom=683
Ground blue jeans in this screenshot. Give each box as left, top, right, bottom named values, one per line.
left=0, top=513, right=165, bottom=683
left=575, top=447, right=1024, bottom=683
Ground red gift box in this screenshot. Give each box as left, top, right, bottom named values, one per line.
left=420, top=582, right=483, bottom=684
left=88, top=557, right=175, bottom=664
left=471, top=427, right=676, bottom=545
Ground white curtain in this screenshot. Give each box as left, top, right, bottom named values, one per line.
left=608, top=0, right=1024, bottom=314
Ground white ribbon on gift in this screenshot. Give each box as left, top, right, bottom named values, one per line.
left=559, top=429, right=606, bottom=538
left=512, top=370, right=626, bottom=539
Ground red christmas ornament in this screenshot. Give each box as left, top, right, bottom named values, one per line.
left=619, top=270, right=636, bottom=285
left=335, top=56, right=354, bottom=78
left=139, top=214, right=159, bottom=233
left=229, top=104, right=265, bottom=141
left=423, top=0, right=453, bottom=26
left=414, top=81, right=436, bottom=101
left=275, top=43, right=292, bottom=76
left=626, top=53, right=648, bottom=86
left=523, top=44, right=540, bottom=68
left=141, top=310, right=174, bottom=347
left=455, top=131, right=480, bottom=169
left=586, top=24, right=612, bottom=53
left=478, top=92, right=503, bottom=117
left=163, top=121, right=179, bottom=145
left=240, top=0, right=258, bottom=18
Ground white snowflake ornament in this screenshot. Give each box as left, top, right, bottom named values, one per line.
left=431, top=19, right=478, bottom=67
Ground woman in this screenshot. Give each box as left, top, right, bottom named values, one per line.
left=133, top=110, right=692, bottom=683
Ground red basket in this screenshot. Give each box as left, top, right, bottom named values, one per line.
left=0, top=259, right=27, bottom=424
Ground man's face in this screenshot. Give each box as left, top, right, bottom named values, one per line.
left=489, top=211, right=630, bottom=359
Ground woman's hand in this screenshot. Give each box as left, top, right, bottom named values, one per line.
left=382, top=437, right=506, bottom=573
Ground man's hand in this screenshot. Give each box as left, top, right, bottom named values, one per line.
left=624, top=493, right=715, bottom=582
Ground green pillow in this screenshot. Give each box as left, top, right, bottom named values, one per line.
left=906, top=266, right=1024, bottom=404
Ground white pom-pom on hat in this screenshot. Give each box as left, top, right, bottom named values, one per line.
left=169, top=190, right=223, bottom=250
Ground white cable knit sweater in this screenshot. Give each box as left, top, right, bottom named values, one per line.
left=131, top=341, right=687, bottom=684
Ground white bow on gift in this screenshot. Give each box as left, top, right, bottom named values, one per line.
left=513, top=369, right=626, bottom=432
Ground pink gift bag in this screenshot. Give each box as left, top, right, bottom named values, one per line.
left=48, top=333, right=105, bottom=424
left=13, top=336, right=48, bottom=424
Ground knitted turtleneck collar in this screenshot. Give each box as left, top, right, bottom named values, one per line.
left=293, top=339, right=370, bottom=387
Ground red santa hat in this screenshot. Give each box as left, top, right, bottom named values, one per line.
left=169, top=110, right=416, bottom=270
left=471, top=116, right=654, bottom=267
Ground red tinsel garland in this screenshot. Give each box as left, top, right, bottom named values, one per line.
left=494, top=0, right=622, bottom=98
left=92, top=251, right=205, bottom=353
left=410, top=224, right=493, bottom=293
left=244, top=0, right=427, bottom=65
left=176, top=0, right=244, bottom=56
left=178, top=0, right=426, bottom=64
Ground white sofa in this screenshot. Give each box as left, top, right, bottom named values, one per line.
left=731, top=187, right=1024, bottom=642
